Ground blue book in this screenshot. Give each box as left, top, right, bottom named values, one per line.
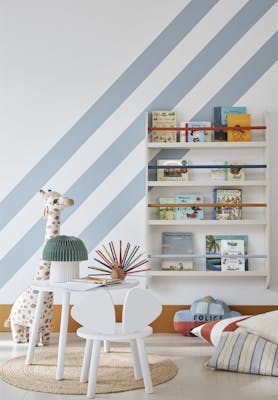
left=187, top=122, right=205, bottom=142
left=162, top=232, right=193, bottom=255
left=214, top=106, right=246, bottom=141
left=175, top=194, right=204, bottom=220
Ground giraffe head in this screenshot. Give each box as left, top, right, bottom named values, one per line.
left=40, top=189, right=74, bottom=219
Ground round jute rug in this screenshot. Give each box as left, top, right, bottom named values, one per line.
left=0, top=346, right=177, bottom=394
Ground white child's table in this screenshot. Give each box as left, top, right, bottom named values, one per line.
left=25, top=278, right=139, bottom=380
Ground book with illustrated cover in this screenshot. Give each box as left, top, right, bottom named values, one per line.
left=227, top=160, right=245, bottom=181
left=214, top=106, right=246, bottom=141
left=187, top=122, right=205, bottom=142
left=205, top=234, right=248, bottom=271
left=157, top=159, right=189, bottom=181
left=211, top=160, right=227, bottom=181
left=161, top=232, right=193, bottom=270
left=174, top=194, right=204, bottom=220
left=227, top=114, right=251, bottom=142
left=157, top=197, right=176, bottom=220
left=151, top=111, right=177, bottom=142
left=213, top=188, right=242, bottom=220
left=220, top=239, right=245, bottom=271
left=180, top=121, right=211, bottom=142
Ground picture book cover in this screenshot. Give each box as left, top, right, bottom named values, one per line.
left=211, top=160, right=227, bottom=181
left=180, top=121, right=211, bottom=142
left=157, top=197, right=176, bottom=220
left=174, top=194, right=204, bottom=220
left=227, top=161, right=245, bottom=181
left=162, top=232, right=193, bottom=270
left=220, top=239, right=245, bottom=272
left=213, top=188, right=242, bottom=220
left=214, top=106, right=246, bottom=141
left=152, top=110, right=177, bottom=142
left=187, top=122, right=205, bottom=143
left=205, top=234, right=248, bottom=271
left=157, top=159, right=189, bottom=181
left=227, top=114, right=251, bottom=142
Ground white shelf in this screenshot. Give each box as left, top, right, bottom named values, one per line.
left=148, top=180, right=267, bottom=187
left=148, top=142, right=266, bottom=149
left=148, top=220, right=266, bottom=226
left=149, top=270, right=267, bottom=277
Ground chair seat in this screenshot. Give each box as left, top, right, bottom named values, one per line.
left=77, top=323, right=152, bottom=341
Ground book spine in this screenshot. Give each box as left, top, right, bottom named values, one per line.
left=214, top=107, right=227, bottom=141
left=213, top=188, right=217, bottom=220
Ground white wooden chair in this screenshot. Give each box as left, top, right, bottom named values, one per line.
left=71, top=287, right=162, bottom=398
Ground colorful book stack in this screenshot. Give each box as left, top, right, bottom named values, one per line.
left=213, top=106, right=247, bottom=141
left=213, top=188, right=242, bottom=220
left=205, top=234, right=248, bottom=272
left=161, top=232, right=193, bottom=270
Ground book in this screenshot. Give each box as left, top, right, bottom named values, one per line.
left=174, top=194, right=204, bottom=220
left=213, top=188, right=242, bottom=220
left=72, top=277, right=122, bottom=285
left=227, top=114, right=251, bottom=141
left=187, top=122, right=205, bottom=142
left=227, top=160, right=245, bottom=181
left=151, top=110, right=177, bottom=142
left=205, top=234, right=248, bottom=271
left=214, top=106, right=246, bottom=141
left=180, top=121, right=211, bottom=142
left=220, top=239, right=245, bottom=272
left=157, top=197, right=176, bottom=220
left=162, top=232, right=193, bottom=270
left=157, top=159, right=189, bottom=181
left=211, top=160, right=227, bottom=181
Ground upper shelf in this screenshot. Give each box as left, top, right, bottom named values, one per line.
left=148, top=142, right=266, bottom=149
left=147, top=180, right=267, bottom=187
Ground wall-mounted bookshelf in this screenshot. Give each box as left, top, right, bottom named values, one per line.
left=145, top=112, right=270, bottom=288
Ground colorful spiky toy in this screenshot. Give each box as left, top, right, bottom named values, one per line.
left=88, top=240, right=149, bottom=280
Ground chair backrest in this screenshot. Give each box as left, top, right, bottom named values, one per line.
left=122, top=288, right=162, bottom=334
left=71, top=290, right=116, bottom=334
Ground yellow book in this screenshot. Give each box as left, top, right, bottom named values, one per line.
left=227, top=114, right=251, bottom=142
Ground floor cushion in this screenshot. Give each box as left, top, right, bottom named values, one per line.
left=236, top=310, right=278, bottom=344
left=207, top=331, right=278, bottom=376
left=191, top=315, right=249, bottom=346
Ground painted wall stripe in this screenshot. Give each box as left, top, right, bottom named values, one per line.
left=193, top=31, right=278, bottom=121
left=0, top=0, right=219, bottom=231
left=80, top=170, right=145, bottom=250
left=0, top=0, right=276, bottom=286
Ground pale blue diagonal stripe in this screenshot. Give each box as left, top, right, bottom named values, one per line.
left=0, top=0, right=277, bottom=286
left=0, top=0, right=219, bottom=231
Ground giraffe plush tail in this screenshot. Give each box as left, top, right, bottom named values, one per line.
left=4, top=318, right=10, bottom=328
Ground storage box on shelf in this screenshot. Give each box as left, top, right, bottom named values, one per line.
left=145, top=112, right=270, bottom=287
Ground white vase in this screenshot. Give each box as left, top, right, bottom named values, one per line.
left=49, top=261, right=79, bottom=283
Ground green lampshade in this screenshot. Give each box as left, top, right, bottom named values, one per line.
left=42, top=235, right=88, bottom=262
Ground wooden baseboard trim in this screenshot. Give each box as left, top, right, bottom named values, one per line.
left=1, top=304, right=278, bottom=333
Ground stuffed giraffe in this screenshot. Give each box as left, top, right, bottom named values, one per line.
left=4, top=189, right=74, bottom=344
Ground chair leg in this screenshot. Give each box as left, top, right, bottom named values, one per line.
left=80, top=339, right=93, bottom=383
left=103, top=340, right=110, bottom=353
left=136, top=338, right=153, bottom=393
left=87, top=339, right=101, bottom=399
left=130, top=339, right=142, bottom=380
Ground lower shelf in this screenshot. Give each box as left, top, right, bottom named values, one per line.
left=149, top=271, right=267, bottom=277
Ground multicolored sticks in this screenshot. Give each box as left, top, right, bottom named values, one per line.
left=88, top=240, right=149, bottom=276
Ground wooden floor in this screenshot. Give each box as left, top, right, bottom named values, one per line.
left=0, top=332, right=278, bottom=399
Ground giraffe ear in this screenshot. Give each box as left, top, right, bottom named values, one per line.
left=40, top=189, right=45, bottom=195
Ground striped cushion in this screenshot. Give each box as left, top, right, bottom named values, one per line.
left=207, top=332, right=278, bottom=376
left=191, top=316, right=250, bottom=346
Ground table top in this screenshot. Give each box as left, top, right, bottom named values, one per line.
left=30, top=278, right=139, bottom=292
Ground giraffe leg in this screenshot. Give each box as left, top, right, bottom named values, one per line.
left=11, top=323, right=28, bottom=343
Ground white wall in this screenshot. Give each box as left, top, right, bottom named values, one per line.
left=1, top=0, right=278, bottom=306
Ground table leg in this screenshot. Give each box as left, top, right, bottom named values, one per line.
left=26, top=290, right=44, bottom=365
left=103, top=340, right=110, bottom=353
left=56, top=291, right=71, bottom=380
